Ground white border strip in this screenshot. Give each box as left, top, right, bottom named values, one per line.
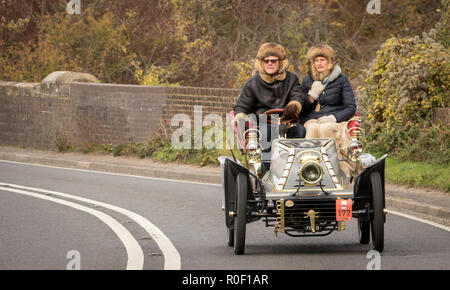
left=1, top=159, right=448, bottom=235
left=388, top=209, right=450, bottom=232
left=1, top=186, right=144, bottom=270
left=0, top=159, right=221, bottom=187
left=0, top=182, right=181, bottom=270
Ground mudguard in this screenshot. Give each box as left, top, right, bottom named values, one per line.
left=219, top=157, right=259, bottom=228
left=353, top=154, right=388, bottom=212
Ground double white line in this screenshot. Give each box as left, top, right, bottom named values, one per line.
left=0, top=182, right=181, bottom=270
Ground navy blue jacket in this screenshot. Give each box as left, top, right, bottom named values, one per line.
left=299, top=73, right=356, bottom=124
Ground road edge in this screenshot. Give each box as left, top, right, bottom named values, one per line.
left=1, top=150, right=449, bottom=227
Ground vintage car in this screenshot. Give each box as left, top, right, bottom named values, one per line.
left=219, top=109, right=387, bottom=255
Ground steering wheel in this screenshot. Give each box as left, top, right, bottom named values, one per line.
left=263, top=108, right=298, bottom=126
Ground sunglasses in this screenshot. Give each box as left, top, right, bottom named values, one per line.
left=263, top=59, right=280, bottom=64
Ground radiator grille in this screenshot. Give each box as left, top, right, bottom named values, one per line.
left=283, top=199, right=337, bottom=231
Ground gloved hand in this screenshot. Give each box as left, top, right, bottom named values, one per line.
left=284, top=101, right=302, bottom=117
left=308, top=81, right=325, bottom=100
left=233, top=112, right=248, bottom=127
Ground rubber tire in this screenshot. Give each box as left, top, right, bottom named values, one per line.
left=234, top=173, right=247, bottom=255
left=358, top=219, right=370, bottom=244
left=227, top=228, right=234, bottom=247
left=370, top=171, right=385, bottom=252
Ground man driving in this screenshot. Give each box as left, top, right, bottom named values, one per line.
left=233, top=42, right=306, bottom=171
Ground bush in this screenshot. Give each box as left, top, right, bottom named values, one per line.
left=434, top=0, right=450, bottom=48
left=357, top=25, right=449, bottom=164
left=0, top=9, right=136, bottom=83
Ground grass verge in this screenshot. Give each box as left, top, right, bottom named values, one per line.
left=60, top=138, right=449, bottom=193
left=385, top=157, right=449, bottom=193
left=61, top=137, right=245, bottom=166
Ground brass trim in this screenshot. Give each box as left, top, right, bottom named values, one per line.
left=321, top=144, right=343, bottom=190
left=276, top=149, right=295, bottom=189
left=337, top=221, right=346, bottom=232
left=298, top=160, right=324, bottom=185
left=285, top=200, right=294, bottom=207
left=304, top=209, right=318, bottom=233
left=295, top=150, right=322, bottom=164
left=266, top=175, right=347, bottom=193
left=275, top=199, right=285, bottom=235
left=244, top=128, right=262, bottom=142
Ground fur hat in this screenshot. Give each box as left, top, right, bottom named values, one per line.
left=306, top=44, right=335, bottom=81
left=254, top=42, right=289, bottom=83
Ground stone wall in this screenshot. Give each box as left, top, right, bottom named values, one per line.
left=0, top=77, right=239, bottom=150
left=1, top=72, right=446, bottom=150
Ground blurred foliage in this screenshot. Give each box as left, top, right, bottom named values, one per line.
left=0, top=0, right=444, bottom=86
left=1, top=0, right=448, bottom=167
left=1, top=3, right=135, bottom=83
left=135, top=65, right=180, bottom=87
left=357, top=3, right=449, bottom=164
left=65, top=136, right=244, bottom=167
left=434, top=0, right=450, bottom=48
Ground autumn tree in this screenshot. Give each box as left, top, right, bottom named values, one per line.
left=0, top=0, right=445, bottom=87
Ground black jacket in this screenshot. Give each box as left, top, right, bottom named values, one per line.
left=299, top=73, right=356, bottom=124
left=234, top=71, right=305, bottom=115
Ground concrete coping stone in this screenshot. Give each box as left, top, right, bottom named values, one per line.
left=42, top=71, right=98, bottom=85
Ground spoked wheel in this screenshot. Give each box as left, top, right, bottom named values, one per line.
left=227, top=228, right=234, bottom=247
left=370, top=171, right=385, bottom=252
left=234, top=173, right=247, bottom=255
left=358, top=219, right=370, bottom=244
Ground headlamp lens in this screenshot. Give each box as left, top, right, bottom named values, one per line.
left=300, top=162, right=323, bottom=184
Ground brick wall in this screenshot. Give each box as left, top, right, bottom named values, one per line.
left=159, top=86, right=239, bottom=138
left=0, top=80, right=240, bottom=149
left=1, top=79, right=448, bottom=150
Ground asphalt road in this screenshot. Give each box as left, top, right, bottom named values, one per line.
left=1, top=160, right=449, bottom=270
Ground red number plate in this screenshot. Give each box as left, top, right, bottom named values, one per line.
left=336, top=199, right=352, bottom=221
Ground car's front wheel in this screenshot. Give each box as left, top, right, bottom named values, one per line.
left=234, top=173, right=247, bottom=255
left=370, top=171, right=385, bottom=252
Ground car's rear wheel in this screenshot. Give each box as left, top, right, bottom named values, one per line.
left=370, top=171, right=385, bottom=252
left=227, top=228, right=234, bottom=247
left=234, top=173, right=247, bottom=255
left=358, top=219, right=370, bottom=244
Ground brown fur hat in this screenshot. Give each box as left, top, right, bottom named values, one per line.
left=306, top=44, right=335, bottom=81
left=254, top=42, right=289, bottom=83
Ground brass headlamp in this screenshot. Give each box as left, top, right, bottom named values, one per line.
left=346, top=120, right=364, bottom=162
left=348, top=139, right=363, bottom=162
left=296, top=151, right=324, bottom=186
left=245, top=129, right=262, bottom=177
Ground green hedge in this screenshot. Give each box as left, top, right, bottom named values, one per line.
left=357, top=23, right=449, bottom=164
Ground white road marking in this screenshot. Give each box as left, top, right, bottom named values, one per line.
left=0, top=186, right=144, bottom=270
left=388, top=209, right=450, bottom=232
left=0, top=159, right=221, bottom=187
left=1, top=160, right=448, bottom=236
left=0, top=182, right=181, bottom=270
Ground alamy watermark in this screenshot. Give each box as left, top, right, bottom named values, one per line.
left=367, top=0, right=381, bottom=15
left=66, top=250, right=81, bottom=270
left=67, top=0, right=379, bottom=16
left=366, top=250, right=381, bottom=270
left=67, top=0, right=81, bottom=15
left=170, top=106, right=279, bottom=150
